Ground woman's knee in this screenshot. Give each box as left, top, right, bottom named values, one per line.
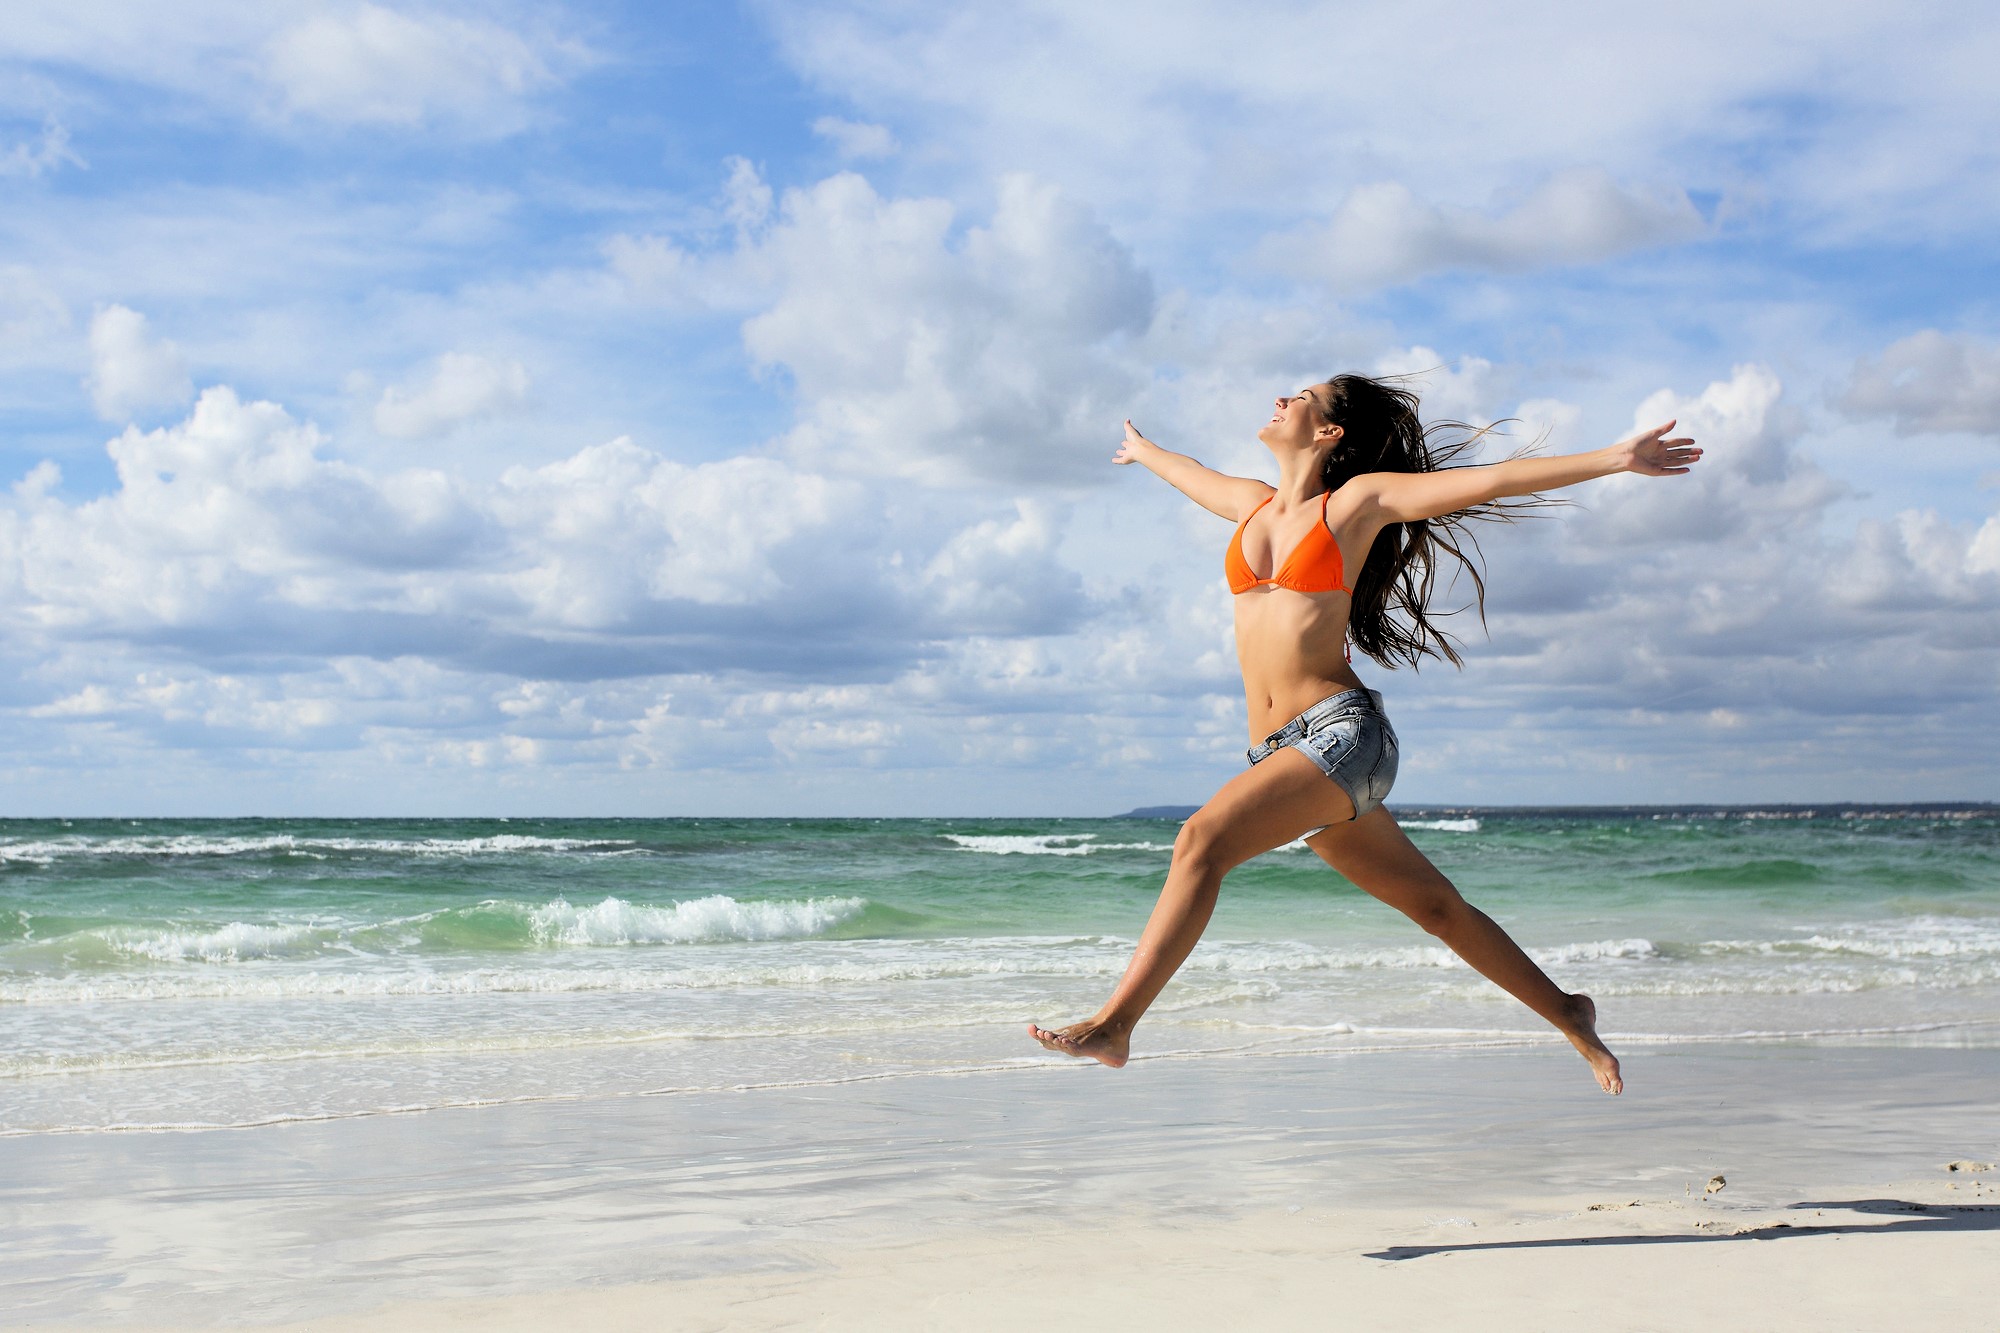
left=1172, top=812, right=1236, bottom=878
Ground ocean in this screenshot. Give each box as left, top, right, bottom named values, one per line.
left=4, top=808, right=1997, bottom=1136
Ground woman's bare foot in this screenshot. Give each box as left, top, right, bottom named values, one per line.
left=1027, top=1019, right=1131, bottom=1068
left=1561, top=993, right=1623, bottom=1095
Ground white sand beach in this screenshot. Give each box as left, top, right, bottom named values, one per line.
left=238, top=1191, right=2000, bottom=1331
left=13, top=1042, right=1997, bottom=1330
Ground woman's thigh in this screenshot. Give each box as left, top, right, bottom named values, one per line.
left=1304, top=807, right=1462, bottom=916
left=1186, top=747, right=1358, bottom=868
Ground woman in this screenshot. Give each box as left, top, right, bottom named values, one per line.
left=1029, top=373, right=1702, bottom=1094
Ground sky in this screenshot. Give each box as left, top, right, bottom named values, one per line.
left=0, top=0, right=1995, bottom=816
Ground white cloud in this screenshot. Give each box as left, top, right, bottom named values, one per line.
left=1513, top=398, right=1585, bottom=453
left=1368, top=348, right=1502, bottom=429
left=373, top=352, right=530, bottom=438
left=85, top=304, right=192, bottom=421
left=1454, top=365, right=2000, bottom=737
left=1566, top=363, right=1834, bottom=548
left=27, top=684, right=117, bottom=718
left=737, top=171, right=1154, bottom=485
left=723, top=155, right=773, bottom=231
left=811, top=115, right=896, bottom=160
left=1841, top=330, right=2000, bottom=437
left=919, top=499, right=1086, bottom=635
left=0, top=382, right=1097, bottom=690
left=0, top=5, right=1994, bottom=809
left=1263, top=170, right=1705, bottom=293
left=5, top=387, right=487, bottom=633
left=599, top=232, right=702, bottom=306
left=261, top=3, right=561, bottom=129
left=0, top=116, right=84, bottom=178
left=491, top=439, right=851, bottom=617
left=758, top=2, right=2000, bottom=242
left=1845, top=507, right=2000, bottom=614
left=3, top=365, right=1996, bottom=808
left=0, top=3, right=582, bottom=138
left=0, top=265, right=70, bottom=350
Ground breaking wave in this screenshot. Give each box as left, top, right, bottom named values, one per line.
left=0, top=833, right=637, bottom=866
left=942, top=834, right=1172, bottom=855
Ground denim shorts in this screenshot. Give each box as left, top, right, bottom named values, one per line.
left=1247, top=687, right=1399, bottom=826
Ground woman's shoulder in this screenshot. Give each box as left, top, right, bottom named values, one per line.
left=1230, top=483, right=1278, bottom=521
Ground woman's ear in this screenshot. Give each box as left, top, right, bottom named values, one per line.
left=1318, top=423, right=1344, bottom=448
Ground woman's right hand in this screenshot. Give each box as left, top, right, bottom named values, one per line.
left=1113, top=419, right=1153, bottom=465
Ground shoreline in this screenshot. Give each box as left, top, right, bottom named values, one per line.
left=8, top=1040, right=1997, bottom=1327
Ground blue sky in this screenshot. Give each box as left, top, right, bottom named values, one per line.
left=0, top=1, right=1995, bottom=815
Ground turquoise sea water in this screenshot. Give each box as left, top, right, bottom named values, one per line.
left=3, top=808, right=1996, bottom=1133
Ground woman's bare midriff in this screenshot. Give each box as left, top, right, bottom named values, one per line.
left=1235, top=585, right=1365, bottom=739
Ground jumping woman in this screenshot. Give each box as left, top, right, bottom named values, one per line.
left=1029, top=374, right=1702, bottom=1094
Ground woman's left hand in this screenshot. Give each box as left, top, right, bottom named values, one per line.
left=1618, top=419, right=1703, bottom=476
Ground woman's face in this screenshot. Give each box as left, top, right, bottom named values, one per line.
left=1257, top=384, right=1336, bottom=451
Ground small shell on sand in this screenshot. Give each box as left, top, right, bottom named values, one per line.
left=1945, top=1160, right=1993, bottom=1173
left=1705, top=1175, right=1727, bottom=1195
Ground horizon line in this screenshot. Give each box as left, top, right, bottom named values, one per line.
left=0, top=801, right=1995, bottom=821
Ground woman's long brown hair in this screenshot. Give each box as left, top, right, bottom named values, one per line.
left=1318, top=372, right=1555, bottom=670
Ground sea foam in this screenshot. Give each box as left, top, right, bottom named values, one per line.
left=942, top=834, right=1171, bottom=855
left=109, top=921, right=332, bottom=963
left=0, top=833, right=636, bottom=865
left=526, top=894, right=867, bottom=946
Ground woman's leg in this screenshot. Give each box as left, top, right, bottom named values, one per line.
left=1029, top=748, right=1351, bottom=1067
left=1305, top=809, right=1623, bottom=1094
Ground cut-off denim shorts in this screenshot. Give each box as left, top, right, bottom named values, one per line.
left=1246, top=687, right=1399, bottom=831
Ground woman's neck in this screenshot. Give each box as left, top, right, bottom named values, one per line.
left=1272, top=448, right=1334, bottom=505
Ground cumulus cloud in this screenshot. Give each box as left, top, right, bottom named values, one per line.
left=1567, top=363, right=1833, bottom=547
left=603, top=165, right=1154, bottom=486
left=86, top=305, right=192, bottom=422
left=1845, top=507, right=2000, bottom=616
left=1841, top=330, right=2000, bottom=437
left=1461, top=365, right=1999, bottom=736
left=740, top=171, right=1154, bottom=485
left=919, top=499, right=1086, bottom=635
left=8, top=387, right=488, bottom=634
left=373, top=352, right=530, bottom=438
left=1369, top=348, right=1503, bottom=429
left=812, top=115, right=896, bottom=160
left=3, top=364, right=1996, bottom=807
left=261, top=3, right=561, bottom=129
left=491, top=439, right=849, bottom=617
left=0, top=383, right=1095, bottom=702
left=1262, top=170, right=1706, bottom=293
left=8, top=5, right=1996, bottom=810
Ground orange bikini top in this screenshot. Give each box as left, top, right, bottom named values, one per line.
left=1225, top=492, right=1349, bottom=595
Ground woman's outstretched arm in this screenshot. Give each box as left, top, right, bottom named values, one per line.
left=1361, top=419, right=1701, bottom=524
left=1114, top=420, right=1275, bottom=521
